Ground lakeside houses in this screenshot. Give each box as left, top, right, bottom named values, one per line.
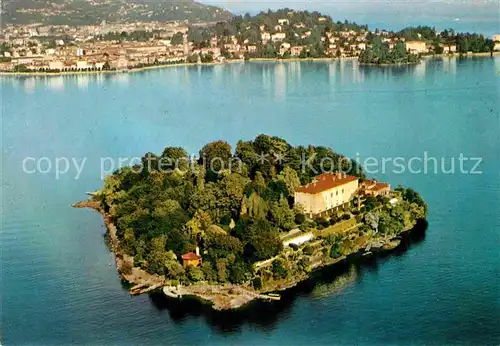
left=271, top=32, right=287, bottom=42
left=440, top=43, right=457, bottom=53
left=290, top=45, right=305, bottom=56
left=277, top=18, right=290, bottom=26
left=0, top=13, right=497, bottom=73
left=405, top=40, right=429, bottom=54
left=279, top=43, right=291, bottom=56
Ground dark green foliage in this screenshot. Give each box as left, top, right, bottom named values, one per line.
left=204, top=232, right=243, bottom=261
left=316, top=217, right=330, bottom=228
left=187, top=267, right=205, bottom=282
left=272, top=259, right=288, bottom=279
left=395, top=186, right=428, bottom=216
left=199, top=140, right=232, bottom=181
left=330, top=242, right=341, bottom=258
left=229, top=262, right=248, bottom=284
left=456, top=33, right=494, bottom=53
left=100, top=135, right=370, bottom=284
left=13, top=64, right=29, bottom=72
left=302, top=245, right=314, bottom=255
left=201, top=262, right=217, bottom=282
left=170, top=32, right=185, bottom=45
left=295, top=213, right=306, bottom=225
left=359, top=37, right=420, bottom=65
left=252, top=276, right=263, bottom=290
left=240, top=220, right=283, bottom=261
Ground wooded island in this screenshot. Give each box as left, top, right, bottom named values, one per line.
left=79, top=135, right=428, bottom=309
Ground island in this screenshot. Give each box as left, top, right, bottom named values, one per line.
left=75, top=135, right=428, bottom=310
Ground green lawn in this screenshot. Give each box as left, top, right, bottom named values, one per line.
left=313, top=218, right=359, bottom=237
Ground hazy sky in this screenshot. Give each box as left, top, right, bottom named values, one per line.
left=199, top=0, right=499, bottom=36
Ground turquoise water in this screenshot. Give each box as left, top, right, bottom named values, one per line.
left=2, top=58, right=499, bottom=344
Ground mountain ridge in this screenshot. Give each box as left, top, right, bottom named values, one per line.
left=2, top=0, right=233, bottom=25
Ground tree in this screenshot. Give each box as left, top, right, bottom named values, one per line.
left=329, top=240, right=341, bottom=258
left=364, top=212, right=380, bottom=232
left=219, top=173, right=249, bottom=212
left=303, top=245, right=314, bottom=255
left=199, top=140, right=232, bottom=180
left=295, top=213, right=306, bottom=225
left=246, top=192, right=268, bottom=220
left=272, top=258, right=288, bottom=279
left=13, top=64, right=29, bottom=72
left=146, top=236, right=168, bottom=275
left=165, top=259, right=185, bottom=279
left=242, top=220, right=282, bottom=261
left=229, top=262, right=248, bottom=283
left=252, top=276, right=263, bottom=289
left=216, top=258, right=229, bottom=282
left=161, top=146, right=188, bottom=171
left=171, top=32, right=184, bottom=45
left=201, top=262, right=217, bottom=282
left=270, top=195, right=295, bottom=230
left=204, top=232, right=243, bottom=260
left=187, top=54, right=199, bottom=63
left=187, top=266, right=205, bottom=282
left=277, top=166, right=301, bottom=196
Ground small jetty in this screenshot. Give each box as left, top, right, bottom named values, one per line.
left=163, top=284, right=280, bottom=310
left=130, top=282, right=164, bottom=295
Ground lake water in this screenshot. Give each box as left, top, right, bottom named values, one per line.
left=2, top=58, right=499, bottom=344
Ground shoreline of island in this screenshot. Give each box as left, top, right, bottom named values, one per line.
left=73, top=195, right=427, bottom=311
left=72, top=135, right=430, bottom=312
left=2, top=52, right=497, bottom=78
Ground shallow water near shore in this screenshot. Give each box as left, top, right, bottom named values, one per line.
left=2, top=57, right=500, bottom=344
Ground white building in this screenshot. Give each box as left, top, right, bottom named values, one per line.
left=271, top=32, right=286, bottom=42
left=282, top=231, right=315, bottom=247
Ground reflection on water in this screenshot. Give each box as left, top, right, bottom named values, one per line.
left=274, top=63, right=286, bottom=99
left=47, top=76, right=64, bottom=91
left=111, top=73, right=130, bottom=86
left=149, top=222, right=428, bottom=334
left=23, top=77, right=36, bottom=93
left=77, top=75, right=89, bottom=91
left=442, top=57, right=457, bottom=75
left=310, top=264, right=358, bottom=298
left=4, top=57, right=474, bottom=97
left=414, top=59, right=427, bottom=79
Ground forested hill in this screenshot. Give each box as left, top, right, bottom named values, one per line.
left=2, top=0, right=232, bottom=25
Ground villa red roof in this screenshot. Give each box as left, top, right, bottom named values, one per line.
left=296, top=173, right=359, bottom=194
left=181, top=252, right=201, bottom=260
left=372, top=182, right=390, bottom=191
left=363, top=180, right=390, bottom=191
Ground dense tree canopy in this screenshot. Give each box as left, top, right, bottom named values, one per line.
left=99, top=135, right=427, bottom=287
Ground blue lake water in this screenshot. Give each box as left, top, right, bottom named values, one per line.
left=1, top=58, right=500, bottom=344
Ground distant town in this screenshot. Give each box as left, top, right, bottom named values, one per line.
left=1, top=8, right=499, bottom=73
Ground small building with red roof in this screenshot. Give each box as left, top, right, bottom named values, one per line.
left=294, top=172, right=359, bottom=217
left=361, top=180, right=391, bottom=197
left=181, top=248, right=202, bottom=268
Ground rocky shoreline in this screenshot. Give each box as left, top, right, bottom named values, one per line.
left=74, top=198, right=426, bottom=310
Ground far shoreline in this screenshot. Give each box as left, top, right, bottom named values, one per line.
left=1, top=52, right=497, bottom=78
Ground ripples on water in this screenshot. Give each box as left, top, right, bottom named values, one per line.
left=2, top=57, right=499, bottom=344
